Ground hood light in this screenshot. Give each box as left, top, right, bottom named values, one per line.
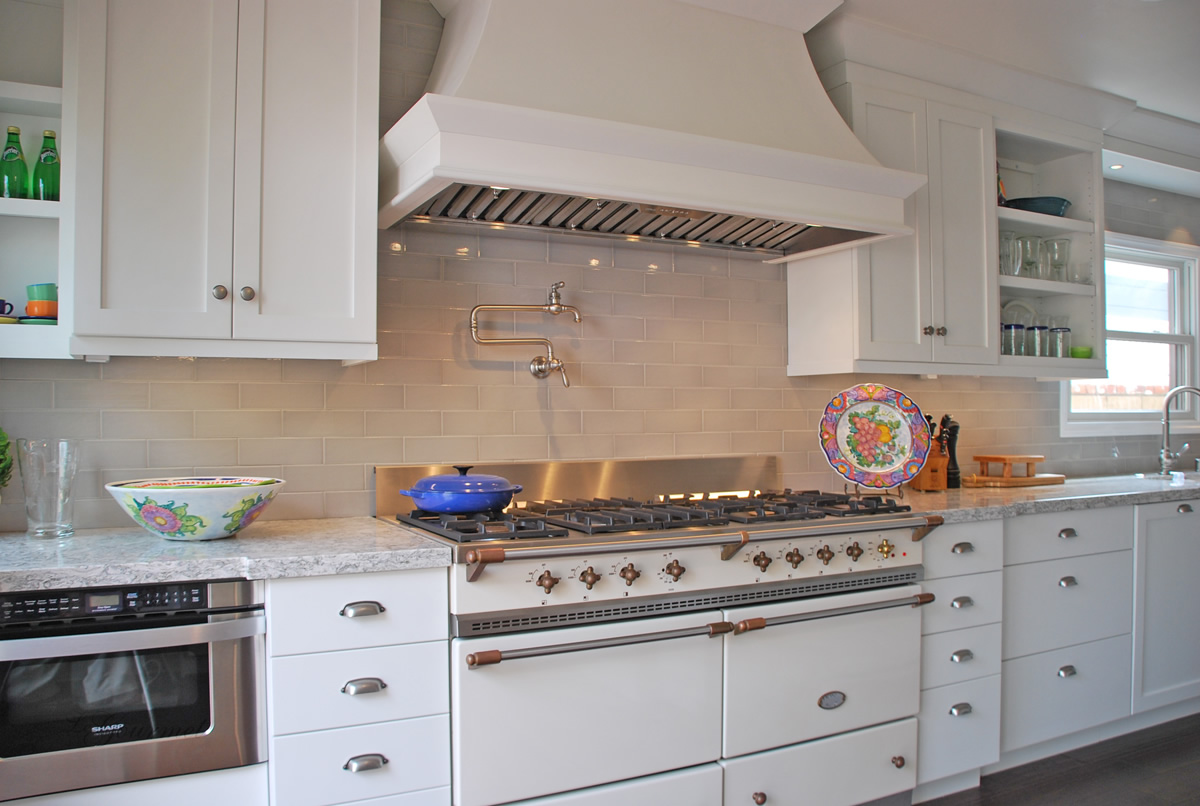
left=1110, top=164, right=1124, bottom=170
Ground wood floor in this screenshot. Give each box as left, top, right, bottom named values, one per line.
left=923, top=714, right=1200, bottom=806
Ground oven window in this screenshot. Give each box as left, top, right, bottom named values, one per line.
left=0, top=644, right=211, bottom=757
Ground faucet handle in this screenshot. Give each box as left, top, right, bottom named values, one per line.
left=548, top=282, right=565, bottom=305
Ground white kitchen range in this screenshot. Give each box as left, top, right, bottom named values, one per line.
left=378, top=457, right=944, bottom=806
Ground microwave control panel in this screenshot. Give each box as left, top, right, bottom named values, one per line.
left=0, top=582, right=207, bottom=624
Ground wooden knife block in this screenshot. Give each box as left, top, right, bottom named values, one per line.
left=909, top=453, right=949, bottom=491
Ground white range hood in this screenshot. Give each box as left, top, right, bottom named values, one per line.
left=378, top=0, right=926, bottom=260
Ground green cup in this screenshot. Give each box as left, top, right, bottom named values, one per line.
left=26, top=283, right=57, bottom=301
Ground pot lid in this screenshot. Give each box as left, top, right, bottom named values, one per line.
left=409, top=466, right=520, bottom=494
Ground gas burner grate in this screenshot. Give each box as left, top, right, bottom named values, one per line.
left=396, top=511, right=571, bottom=542
left=759, top=489, right=912, bottom=517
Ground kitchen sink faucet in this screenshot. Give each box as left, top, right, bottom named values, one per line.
left=1159, top=385, right=1200, bottom=474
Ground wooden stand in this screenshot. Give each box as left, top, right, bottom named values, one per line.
left=909, top=452, right=949, bottom=491
left=962, top=454, right=1065, bottom=488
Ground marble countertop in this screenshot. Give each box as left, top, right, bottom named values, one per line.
left=3, top=475, right=1199, bottom=592
left=0, top=517, right=449, bottom=592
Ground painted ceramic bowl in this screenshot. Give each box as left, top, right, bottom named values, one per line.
left=105, top=477, right=285, bottom=541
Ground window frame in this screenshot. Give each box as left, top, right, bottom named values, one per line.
left=1060, top=232, right=1200, bottom=438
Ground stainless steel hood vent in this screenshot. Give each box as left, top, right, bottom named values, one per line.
left=409, top=183, right=880, bottom=256
left=379, top=0, right=926, bottom=262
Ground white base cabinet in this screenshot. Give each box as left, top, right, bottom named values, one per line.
left=69, top=0, right=378, bottom=362
left=15, top=763, right=267, bottom=806
left=266, top=568, right=450, bottom=806
left=1133, top=499, right=1200, bottom=712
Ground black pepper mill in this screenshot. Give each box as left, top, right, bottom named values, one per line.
left=945, top=420, right=961, bottom=489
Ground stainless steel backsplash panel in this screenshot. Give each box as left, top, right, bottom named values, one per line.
left=375, top=456, right=781, bottom=517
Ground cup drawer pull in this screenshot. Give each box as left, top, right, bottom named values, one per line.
left=1058, top=665, right=1077, bottom=678
left=949, top=702, right=973, bottom=717
left=950, top=649, right=974, bottom=663
left=951, top=542, right=975, bottom=555
left=1059, top=576, right=1078, bottom=588
left=340, top=601, right=387, bottom=618
left=950, top=596, right=974, bottom=609
left=1058, top=527, right=1078, bottom=540
left=341, top=677, right=388, bottom=696
left=343, top=754, right=389, bottom=773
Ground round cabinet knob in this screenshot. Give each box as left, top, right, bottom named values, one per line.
left=752, top=551, right=772, bottom=572
left=816, top=545, right=835, bottom=565
left=753, top=793, right=768, bottom=805
left=578, top=566, right=600, bottom=590
left=846, top=542, right=864, bottom=562
left=785, top=548, right=805, bottom=568
left=892, top=756, right=906, bottom=769
left=935, top=326, right=948, bottom=337
left=618, top=563, right=641, bottom=586
left=211, top=284, right=229, bottom=300
left=664, top=559, right=686, bottom=581
left=922, top=325, right=935, bottom=336
left=536, top=570, right=560, bottom=593
left=240, top=286, right=256, bottom=301
left=877, top=539, right=894, bottom=559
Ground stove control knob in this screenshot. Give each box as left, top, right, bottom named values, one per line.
left=877, top=539, right=894, bottom=559
left=664, top=559, right=686, bottom=581
left=785, top=548, right=804, bottom=568
left=816, top=545, right=835, bottom=565
left=536, top=570, right=561, bottom=593
left=578, top=567, right=601, bottom=590
left=618, top=563, right=641, bottom=586
left=846, top=542, right=864, bottom=562
left=752, top=551, right=772, bottom=572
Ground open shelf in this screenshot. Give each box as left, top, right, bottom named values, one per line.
left=0, top=79, right=62, bottom=117
left=998, top=206, right=1093, bottom=237
left=999, top=275, right=1095, bottom=298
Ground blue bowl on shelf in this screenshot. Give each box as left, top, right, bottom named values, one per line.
left=1002, top=196, right=1071, bottom=216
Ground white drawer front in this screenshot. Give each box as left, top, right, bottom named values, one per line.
left=921, top=623, right=1002, bottom=690
left=508, top=764, right=723, bottom=806
left=270, top=715, right=450, bottom=806
left=1002, top=550, right=1132, bottom=660
left=270, top=642, right=448, bottom=735
left=721, top=718, right=917, bottom=806
left=920, top=571, right=1002, bottom=636
left=268, top=568, right=448, bottom=656
left=921, top=520, right=1003, bottom=580
left=1005, top=507, right=1133, bottom=565
left=916, top=675, right=1001, bottom=784
left=1000, top=634, right=1133, bottom=753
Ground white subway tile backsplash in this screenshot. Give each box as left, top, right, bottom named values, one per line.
left=403, top=436, right=479, bottom=464
left=615, top=433, right=675, bottom=457
left=55, top=380, right=148, bottom=410
left=148, top=439, right=239, bottom=468
left=285, top=411, right=366, bottom=438
left=238, top=438, right=324, bottom=466
left=443, top=257, right=516, bottom=286
left=105, top=411, right=195, bottom=439
left=150, top=383, right=240, bottom=410
left=444, top=410, right=513, bottom=436
left=549, top=434, right=616, bottom=460
left=646, top=409, right=702, bottom=433
left=0, top=380, right=52, bottom=409
left=479, top=232, right=549, bottom=261
left=479, top=436, right=549, bottom=461
left=515, top=410, right=582, bottom=435
left=240, top=383, right=326, bottom=410
left=673, top=250, right=729, bottom=276
left=645, top=271, right=704, bottom=298
left=405, top=384, right=480, bottom=410
left=326, top=436, right=408, bottom=465
left=613, top=340, right=675, bottom=364
left=548, top=236, right=614, bottom=268
left=673, top=297, right=729, bottom=321
left=3, top=410, right=102, bottom=440
left=579, top=362, right=645, bottom=388
left=579, top=267, right=645, bottom=294
left=100, top=357, right=197, bottom=381
left=365, top=410, right=441, bottom=437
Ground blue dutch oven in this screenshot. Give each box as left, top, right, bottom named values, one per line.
left=401, top=466, right=523, bottom=514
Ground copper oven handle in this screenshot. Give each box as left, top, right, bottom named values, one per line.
left=465, top=620, right=735, bottom=668
left=729, top=592, right=934, bottom=635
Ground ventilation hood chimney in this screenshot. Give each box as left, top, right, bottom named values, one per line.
left=379, top=0, right=925, bottom=260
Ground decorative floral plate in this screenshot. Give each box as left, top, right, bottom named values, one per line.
left=819, top=384, right=931, bottom=489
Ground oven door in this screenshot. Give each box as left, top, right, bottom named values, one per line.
left=450, top=611, right=726, bottom=806
left=0, top=612, right=266, bottom=802
left=723, top=585, right=926, bottom=758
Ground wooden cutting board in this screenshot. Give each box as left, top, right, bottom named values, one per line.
left=962, top=454, right=1066, bottom=488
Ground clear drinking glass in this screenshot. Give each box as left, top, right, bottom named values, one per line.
left=16, top=438, right=81, bottom=538
left=999, top=231, right=1020, bottom=276
left=1026, top=325, right=1050, bottom=357
left=1016, top=236, right=1042, bottom=278
left=1044, top=239, right=1071, bottom=282
left=1002, top=323, right=1025, bottom=356
left=1049, top=327, right=1071, bottom=358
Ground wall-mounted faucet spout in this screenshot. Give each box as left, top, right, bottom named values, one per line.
left=469, top=282, right=582, bottom=387
left=1159, top=385, right=1200, bottom=474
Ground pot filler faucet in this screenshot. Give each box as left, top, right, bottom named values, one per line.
left=1160, top=385, right=1200, bottom=474
left=470, top=282, right=582, bottom=387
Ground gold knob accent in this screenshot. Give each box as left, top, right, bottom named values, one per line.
left=846, top=542, right=864, bottom=562
left=536, top=570, right=560, bottom=593
left=664, top=559, right=686, bottom=581
left=816, top=545, right=834, bottom=565
left=752, top=551, right=772, bottom=572
left=785, top=548, right=804, bottom=568
left=618, top=563, right=641, bottom=586
left=877, top=539, right=894, bottom=558
left=578, top=566, right=600, bottom=590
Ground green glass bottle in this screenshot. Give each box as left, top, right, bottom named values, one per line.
left=1, top=126, right=29, bottom=199
left=32, top=130, right=60, bottom=201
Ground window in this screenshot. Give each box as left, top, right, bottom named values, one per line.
left=1061, top=233, right=1200, bottom=437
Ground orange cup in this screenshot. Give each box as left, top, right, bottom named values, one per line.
left=26, top=300, right=58, bottom=318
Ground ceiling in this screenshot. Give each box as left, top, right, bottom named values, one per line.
left=823, top=0, right=1200, bottom=196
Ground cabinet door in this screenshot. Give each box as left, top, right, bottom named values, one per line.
left=73, top=0, right=238, bottom=339
left=847, top=85, right=931, bottom=363
left=926, top=101, right=997, bottom=364
left=1133, top=500, right=1200, bottom=712
left=231, top=0, right=377, bottom=344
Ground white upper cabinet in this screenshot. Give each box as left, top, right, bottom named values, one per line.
left=788, top=83, right=997, bottom=375
left=70, top=0, right=378, bottom=362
